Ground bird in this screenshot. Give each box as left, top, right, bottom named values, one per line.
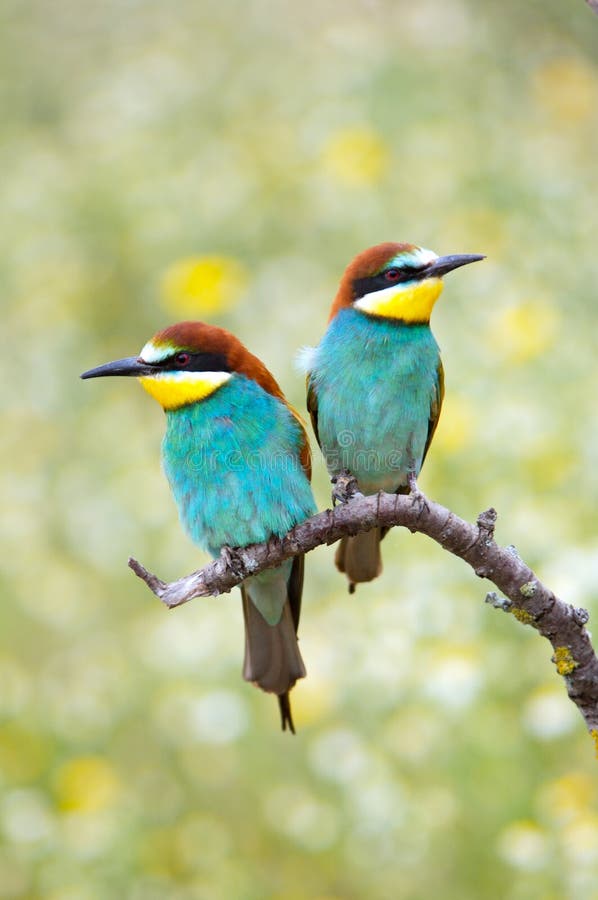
left=81, top=321, right=316, bottom=732
left=303, top=242, right=484, bottom=592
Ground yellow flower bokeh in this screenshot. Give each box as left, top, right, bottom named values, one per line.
left=55, top=756, right=121, bottom=814
left=322, top=126, right=390, bottom=186
left=433, top=394, right=476, bottom=455
left=538, top=772, right=596, bottom=824
left=293, top=676, right=336, bottom=727
left=489, top=300, right=559, bottom=364
left=534, top=57, right=598, bottom=125
left=161, top=255, right=248, bottom=317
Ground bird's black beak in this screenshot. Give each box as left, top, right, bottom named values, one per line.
left=424, top=254, right=485, bottom=279
left=80, top=356, right=157, bottom=379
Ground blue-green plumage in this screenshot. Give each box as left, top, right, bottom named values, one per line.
left=308, top=309, right=443, bottom=494
left=162, top=375, right=315, bottom=559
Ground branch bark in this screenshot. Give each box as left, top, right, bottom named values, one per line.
left=129, top=479, right=598, bottom=742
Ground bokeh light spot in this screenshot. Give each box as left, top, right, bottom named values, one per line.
left=534, top=57, right=598, bottom=124
left=497, top=820, right=549, bottom=871
left=55, top=756, right=121, bottom=814
left=322, top=127, right=389, bottom=186
left=523, top=687, right=578, bottom=740
left=490, top=300, right=559, bottom=364
left=188, top=690, right=249, bottom=745
left=161, top=255, right=248, bottom=316
left=433, top=394, right=476, bottom=455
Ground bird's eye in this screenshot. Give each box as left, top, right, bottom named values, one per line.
left=384, top=268, right=401, bottom=282
left=175, top=352, right=191, bottom=367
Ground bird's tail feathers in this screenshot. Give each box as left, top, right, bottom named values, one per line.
left=241, top=585, right=306, bottom=733
left=335, top=527, right=382, bottom=592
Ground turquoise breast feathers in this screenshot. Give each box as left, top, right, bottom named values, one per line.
left=162, top=375, right=315, bottom=557
left=308, top=308, right=441, bottom=494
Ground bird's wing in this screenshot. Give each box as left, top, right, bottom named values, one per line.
left=381, top=360, right=445, bottom=541
left=278, top=397, right=313, bottom=481
left=422, top=359, right=445, bottom=466
left=305, top=375, right=321, bottom=448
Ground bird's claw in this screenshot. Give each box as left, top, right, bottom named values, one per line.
left=407, top=473, right=430, bottom=515
left=331, top=470, right=361, bottom=506
left=220, top=545, right=246, bottom=579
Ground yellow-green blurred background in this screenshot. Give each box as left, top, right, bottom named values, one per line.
left=3, top=0, right=598, bottom=897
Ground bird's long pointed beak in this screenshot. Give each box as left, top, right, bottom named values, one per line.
left=425, top=253, right=485, bottom=278
left=80, top=356, right=156, bottom=379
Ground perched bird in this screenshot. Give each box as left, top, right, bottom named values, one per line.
left=81, top=322, right=316, bottom=732
left=304, top=242, right=484, bottom=592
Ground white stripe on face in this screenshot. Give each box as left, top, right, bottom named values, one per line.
left=140, top=340, right=174, bottom=364
left=387, top=247, right=438, bottom=269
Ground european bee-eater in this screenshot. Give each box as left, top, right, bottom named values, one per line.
left=304, top=243, right=484, bottom=591
left=82, top=322, right=316, bottom=732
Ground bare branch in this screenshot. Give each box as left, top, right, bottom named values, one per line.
left=129, top=483, right=598, bottom=741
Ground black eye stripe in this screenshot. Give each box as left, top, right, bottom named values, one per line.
left=150, top=351, right=232, bottom=373
left=352, top=265, right=428, bottom=300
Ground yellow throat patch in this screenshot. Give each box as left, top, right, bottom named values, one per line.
left=354, top=277, right=443, bottom=323
left=139, top=371, right=231, bottom=410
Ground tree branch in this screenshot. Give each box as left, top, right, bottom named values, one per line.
left=128, top=478, right=598, bottom=743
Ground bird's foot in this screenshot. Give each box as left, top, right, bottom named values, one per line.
left=220, top=545, right=246, bottom=580
left=407, top=473, right=430, bottom=515
left=331, top=470, right=362, bottom=506
left=331, top=471, right=357, bottom=505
